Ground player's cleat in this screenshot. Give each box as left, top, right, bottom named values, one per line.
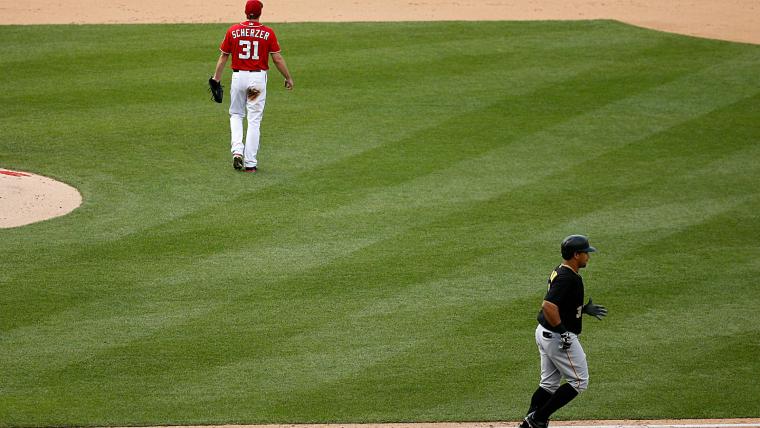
left=244, top=166, right=257, bottom=173
left=233, top=155, right=244, bottom=170
left=518, top=419, right=530, bottom=428
left=523, top=413, right=548, bottom=428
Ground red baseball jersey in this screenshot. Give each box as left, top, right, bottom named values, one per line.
left=220, top=21, right=281, bottom=71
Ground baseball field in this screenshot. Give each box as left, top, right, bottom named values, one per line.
left=2, top=8, right=760, bottom=428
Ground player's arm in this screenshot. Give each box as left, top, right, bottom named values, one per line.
left=545, top=300, right=573, bottom=350
left=212, top=52, right=230, bottom=82
left=271, top=52, right=294, bottom=90
left=542, top=300, right=563, bottom=330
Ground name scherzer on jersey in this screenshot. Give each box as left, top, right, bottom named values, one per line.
left=220, top=21, right=281, bottom=71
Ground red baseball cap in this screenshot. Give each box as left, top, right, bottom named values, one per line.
left=245, top=0, right=263, bottom=17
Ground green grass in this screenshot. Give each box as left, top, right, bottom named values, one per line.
left=1, top=20, right=760, bottom=427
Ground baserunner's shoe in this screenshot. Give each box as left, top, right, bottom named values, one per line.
left=244, top=166, right=257, bottom=173
left=523, top=413, right=548, bottom=428
left=233, top=154, right=244, bottom=170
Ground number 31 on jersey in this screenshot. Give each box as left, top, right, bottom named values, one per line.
left=238, top=40, right=259, bottom=60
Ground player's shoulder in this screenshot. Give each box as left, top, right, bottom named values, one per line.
left=259, top=23, right=277, bottom=34
left=549, top=264, right=577, bottom=283
left=225, top=21, right=244, bottom=32
left=228, top=20, right=262, bottom=28
left=229, top=22, right=277, bottom=34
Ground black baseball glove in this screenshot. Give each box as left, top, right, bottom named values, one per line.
left=208, top=77, right=224, bottom=103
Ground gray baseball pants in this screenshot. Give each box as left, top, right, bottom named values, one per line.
left=535, top=324, right=589, bottom=393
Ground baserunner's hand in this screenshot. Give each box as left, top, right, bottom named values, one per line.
left=582, top=297, right=608, bottom=320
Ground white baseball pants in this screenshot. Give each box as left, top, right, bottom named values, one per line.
left=229, top=70, right=267, bottom=168
left=535, top=324, right=589, bottom=393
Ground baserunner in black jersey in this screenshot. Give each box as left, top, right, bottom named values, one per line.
left=519, top=235, right=608, bottom=428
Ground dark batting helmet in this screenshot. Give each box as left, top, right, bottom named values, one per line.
left=561, top=235, right=596, bottom=260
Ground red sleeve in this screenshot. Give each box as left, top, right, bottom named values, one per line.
left=269, top=30, right=281, bottom=53
left=219, top=28, right=232, bottom=54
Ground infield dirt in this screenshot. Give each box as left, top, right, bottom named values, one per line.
left=1, top=0, right=759, bottom=45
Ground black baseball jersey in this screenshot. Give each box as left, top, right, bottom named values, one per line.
left=537, top=265, right=585, bottom=334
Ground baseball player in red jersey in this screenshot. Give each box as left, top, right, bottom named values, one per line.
left=211, top=0, right=294, bottom=173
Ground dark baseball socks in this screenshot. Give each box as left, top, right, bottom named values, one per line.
left=533, top=383, right=579, bottom=422
left=528, top=386, right=553, bottom=415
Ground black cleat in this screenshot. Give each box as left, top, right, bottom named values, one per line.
left=244, top=166, right=257, bottom=173
left=233, top=155, right=243, bottom=170
left=524, top=413, right=548, bottom=428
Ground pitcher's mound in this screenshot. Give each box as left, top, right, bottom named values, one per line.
left=0, top=169, right=82, bottom=228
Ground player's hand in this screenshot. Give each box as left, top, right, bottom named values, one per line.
left=559, top=332, right=573, bottom=350
left=284, top=78, right=294, bottom=90
left=582, top=297, right=608, bottom=320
